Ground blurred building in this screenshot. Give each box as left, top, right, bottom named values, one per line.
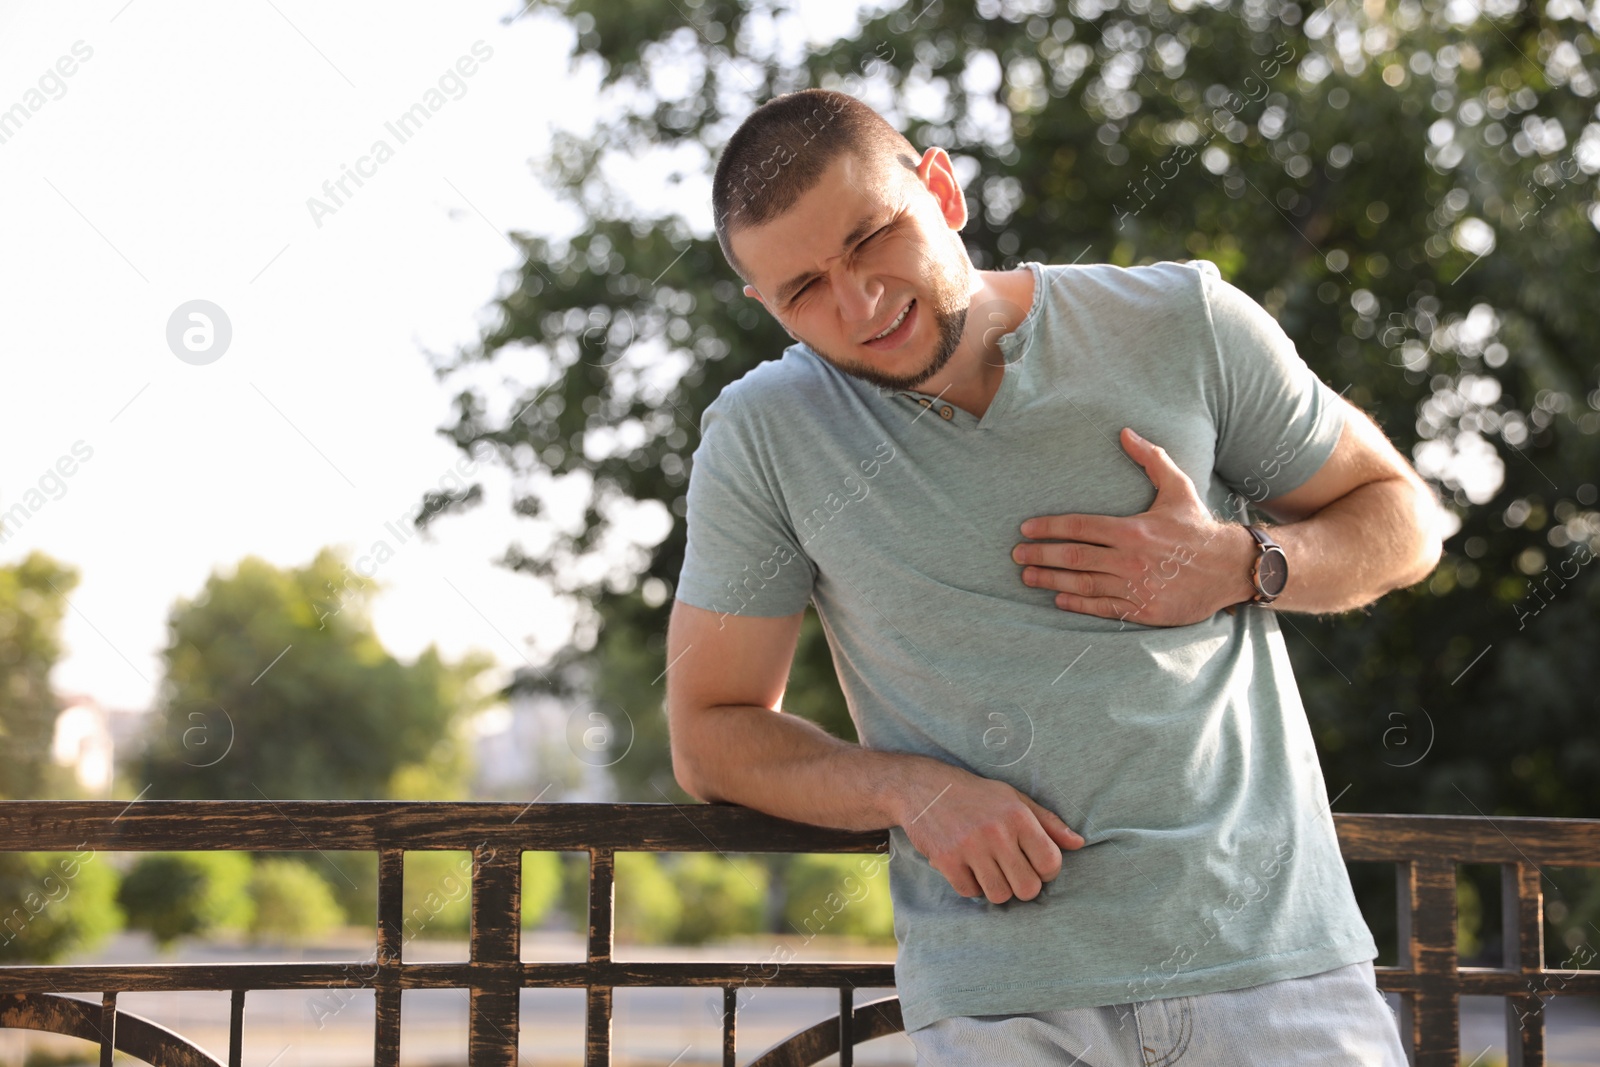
left=50, top=692, right=149, bottom=796
left=468, top=686, right=612, bottom=802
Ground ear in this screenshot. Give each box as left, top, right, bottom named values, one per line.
left=915, top=146, right=967, bottom=231
left=742, top=284, right=766, bottom=308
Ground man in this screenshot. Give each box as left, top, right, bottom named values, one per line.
left=665, top=88, right=1440, bottom=1063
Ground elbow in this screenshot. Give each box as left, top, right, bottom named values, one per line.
left=667, top=729, right=719, bottom=803
left=668, top=745, right=708, bottom=802
left=1401, top=476, right=1447, bottom=588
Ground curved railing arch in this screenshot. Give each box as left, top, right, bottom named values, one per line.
left=0, top=990, right=227, bottom=1067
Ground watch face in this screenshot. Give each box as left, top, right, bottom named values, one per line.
left=1257, top=548, right=1288, bottom=597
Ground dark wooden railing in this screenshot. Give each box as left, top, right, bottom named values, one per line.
left=0, top=802, right=1595, bottom=1067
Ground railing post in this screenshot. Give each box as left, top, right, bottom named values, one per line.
left=228, top=988, right=245, bottom=1067
left=586, top=848, right=616, bottom=1067
left=468, top=842, right=521, bottom=1067
left=374, top=847, right=405, bottom=1067
left=1502, top=861, right=1546, bottom=1067
left=97, top=991, right=115, bottom=1067
left=1396, top=859, right=1459, bottom=1067
left=838, top=986, right=853, bottom=1067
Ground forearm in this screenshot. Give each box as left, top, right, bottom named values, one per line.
left=670, top=705, right=959, bottom=833
left=1230, top=474, right=1443, bottom=614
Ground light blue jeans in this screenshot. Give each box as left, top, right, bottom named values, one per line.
left=906, top=960, right=1408, bottom=1065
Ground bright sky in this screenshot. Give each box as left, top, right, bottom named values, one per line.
left=0, top=0, right=831, bottom=714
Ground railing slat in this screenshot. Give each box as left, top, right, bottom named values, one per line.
left=1397, top=859, right=1459, bottom=1067
left=227, top=988, right=244, bottom=1067
left=98, top=991, right=115, bottom=1067
left=1503, top=861, right=1546, bottom=1067
left=585, top=848, right=615, bottom=1067
left=723, top=986, right=737, bottom=1067
left=585, top=986, right=612, bottom=1067
left=588, top=849, right=615, bottom=962
left=468, top=843, right=521, bottom=1067
left=1506, top=996, right=1545, bottom=1067
left=838, top=987, right=853, bottom=1067
left=375, top=847, right=404, bottom=1067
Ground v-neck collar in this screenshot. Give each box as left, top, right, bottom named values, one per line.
left=893, top=261, right=1045, bottom=431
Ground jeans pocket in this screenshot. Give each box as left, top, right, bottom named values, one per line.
left=1135, top=995, right=1194, bottom=1065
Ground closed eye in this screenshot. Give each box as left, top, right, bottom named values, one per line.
left=789, top=219, right=897, bottom=305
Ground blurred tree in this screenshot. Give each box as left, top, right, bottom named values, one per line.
left=609, top=851, right=683, bottom=943
left=422, top=0, right=1599, bottom=929
left=521, top=850, right=565, bottom=929
left=117, top=852, right=253, bottom=950
left=0, top=849, right=123, bottom=964
left=783, top=853, right=896, bottom=943
left=0, top=555, right=120, bottom=964
left=137, top=548, right=496, bottom=801
left=249, top=857, right=344, bottom=945
left=402, top=850, right=475, bottom=937
left=673, top=853, right=769, bottom=943
left=0, top=551, right=79, bottom=800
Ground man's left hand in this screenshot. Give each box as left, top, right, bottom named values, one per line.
left=1012, top=427, right=1256, bottom=626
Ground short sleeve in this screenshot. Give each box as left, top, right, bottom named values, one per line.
left=1192, top=260, right=1347, bottom=505
left=674, top=391, right=817, bottom=618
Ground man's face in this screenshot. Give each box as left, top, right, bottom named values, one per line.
left=729, top=147, right=974, bottom=393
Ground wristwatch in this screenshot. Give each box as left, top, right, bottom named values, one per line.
left=1245, top=524, right=1288, bottom=605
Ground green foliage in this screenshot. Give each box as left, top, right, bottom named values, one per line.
left=1456, top=867, right=1483, bottom=960
left=117, top=852, right=253, bottom=949
left=0, top=551, right=80, bottom=800
left=782, top=854, right=895, bottom=944
left=317, top=851, right=378, bottom=927
left=521, top=850, right=564, bottom=928
left=673, top=853, right=769, bottom=944
left=0, top=849, right=123, bottom=963
left=613, top=852, right=682, bottom=944
left=248, top=857, right=345, bottom=944
left=138, top=547, right=496, bottom=801
left=402, top=851, right=474, bottom=938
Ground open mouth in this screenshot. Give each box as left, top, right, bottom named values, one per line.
left=863, top=299, right=916, bottom=349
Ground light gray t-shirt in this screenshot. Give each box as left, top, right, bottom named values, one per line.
left=673, top=258, right=1377, bottom=1033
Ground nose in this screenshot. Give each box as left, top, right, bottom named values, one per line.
left=834, top=263, right=882, bottom=333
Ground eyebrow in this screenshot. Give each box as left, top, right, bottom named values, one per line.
left=773, top=211, right=888, bottom=309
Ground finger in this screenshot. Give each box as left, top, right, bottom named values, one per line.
left=968, top=854, right=1015, bottom=905
left=1121, top=428, right=1195, bottom=499
left=939, top=862, right=984, bottom=900
left=1014, top=822, right=1063, bottom=887
left=1013, top=539, right=1129, bottom=576
left=1022, top=799, right=1085, bottom=852
left=1053, top=592, right=1146, bottom=621
left=1019, top=512, right=1124, bottom=544
left=994, top=841, right=1045, bottom=902
left=1024, top=567, right=1141, bottom=600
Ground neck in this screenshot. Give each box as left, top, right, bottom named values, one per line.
left=919, top=264, right=1034, bottom=419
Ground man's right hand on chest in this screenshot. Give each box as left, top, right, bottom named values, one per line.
left=893, top=761, right=1086, bottom=905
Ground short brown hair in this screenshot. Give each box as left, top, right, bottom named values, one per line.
left=712, top=89, right=920, bottom=282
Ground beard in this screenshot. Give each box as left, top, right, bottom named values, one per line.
left=797, top=261, right=973, bottom=393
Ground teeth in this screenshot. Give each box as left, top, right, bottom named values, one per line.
left=870, top=302, right=911, bottom=341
